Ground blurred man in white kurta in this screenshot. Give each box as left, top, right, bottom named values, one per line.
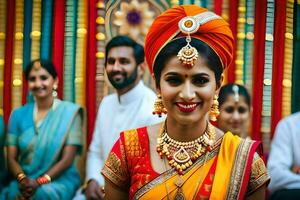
left=74, top=35, right=164, bottom=200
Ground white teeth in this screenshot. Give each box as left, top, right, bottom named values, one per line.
left=178, top=103, right=197, bottom=109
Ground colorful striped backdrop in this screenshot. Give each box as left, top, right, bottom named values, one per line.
left=0, top=0, right=299, bottom=151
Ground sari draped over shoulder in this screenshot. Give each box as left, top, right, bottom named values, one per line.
left=0, top=115, right=6, bottom=191
left=0, top=100, right=83, bottom=200
left=102, top=128, right=270, bottom=200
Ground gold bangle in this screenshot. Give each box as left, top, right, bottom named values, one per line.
left=44, top=174, right=51, bottom=182
left=101, top=186, right=105, bottom=194
left=16, top=173, right=26, bottom=182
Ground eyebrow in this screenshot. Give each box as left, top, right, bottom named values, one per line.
left=164, top=72, right=210, bottom=77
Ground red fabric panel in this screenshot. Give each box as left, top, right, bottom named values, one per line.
left=22, top=74, right=27, bottom=104
left=214, top=0, right=223, bottom=15
left=3, top=0, right=15, bottom=124
left=52, top=0, right=65, bottom=98
left=86, top=0, right=97, bottom=147
left=270, top=0, right=286, bottom=139
left=227, top=0, right=238, bottom=83
left=252, top=0, right=267, bottom=140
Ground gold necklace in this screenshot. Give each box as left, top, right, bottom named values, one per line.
left=162, top=150, right=212, bottom=200
left=157, top=121, right=216, bottom=175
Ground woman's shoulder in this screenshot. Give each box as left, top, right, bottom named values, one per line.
left=11, top=103, right=34, bottom=116
left=119, top=123, right=162, bottom=147
left=56, top=99, right=82, bottom=112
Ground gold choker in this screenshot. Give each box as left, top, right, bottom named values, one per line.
left=157, top=122, right=215, bottom=175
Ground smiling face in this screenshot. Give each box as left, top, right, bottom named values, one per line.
left=105, top=46, right=139, bottom=92
left=218, top=95, right=251, bottom=136
left=159, top=55, right=220, bottom=125
left=28, top=62, right=57, bottom=100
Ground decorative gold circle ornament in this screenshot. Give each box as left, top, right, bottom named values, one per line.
left=178, top=16, right=199, bottom=34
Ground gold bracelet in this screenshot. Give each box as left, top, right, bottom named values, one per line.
left=44, top=174, right=51, bottom=182
left=101, top=186, right=105, bottom=194
left=16, top=173, right=26, bottom=182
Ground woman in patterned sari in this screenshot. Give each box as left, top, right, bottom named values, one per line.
left=0, top=59, right=84, bottom=200
left=102, top=5, right=270, bottom=200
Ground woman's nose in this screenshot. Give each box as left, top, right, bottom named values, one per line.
left=34, top=79, right=42, bottom=87
left=179, top=82, right=196, bottom=101
left=232, top=110, right=240, bottom=119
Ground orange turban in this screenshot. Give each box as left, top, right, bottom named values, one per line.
left=144, top=5, right=234, bottom=74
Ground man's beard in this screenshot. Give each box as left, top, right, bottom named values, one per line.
left=107, top=67, right=138, bottom=90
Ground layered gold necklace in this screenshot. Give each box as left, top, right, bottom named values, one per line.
left=157, top=121, right=216, bottom=175
left=158, top=121, right=216, bottom=200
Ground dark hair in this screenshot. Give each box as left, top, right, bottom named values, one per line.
left=153, top=37, right=223, bottom=87
left=219, top=83, right=251, bottom=108
left=24, top=59, right=57, bottom=80
left=105, top=35, right=144, bottom=66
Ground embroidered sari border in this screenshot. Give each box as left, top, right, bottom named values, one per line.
left=102, top=139, right=129, bottom=189
left=225, top=138, right=259, bottom=200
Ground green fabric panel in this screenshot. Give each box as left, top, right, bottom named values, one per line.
left=63, top=0, right=78, bottom=102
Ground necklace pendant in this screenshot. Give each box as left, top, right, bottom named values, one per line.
left=174, top=175, right=184, bottom=187
left=174, top=187, right=186, bottom=200
left=173, top=147, right=190, bottom=164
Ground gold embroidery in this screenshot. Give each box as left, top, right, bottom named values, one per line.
left=226, top=138, right=252, bottom=199
left=102, top=140, right=130, bottom=188
left=106, top=153, right=127, bottom=179
left=247, top=153, right=270, bottom=194
left=204, top=184, right=212, bottom=192
left=124, top=129, right=143, bottom=158
left=251, top=154, right=267, bottom=179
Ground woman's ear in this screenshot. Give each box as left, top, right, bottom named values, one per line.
left=137, top=61, right=146, bottom=77
left=156, top=86, right=161, bottom=95
left=54, top=77, right=59, bottom=87
left=152, top=73, right=161, bottom=93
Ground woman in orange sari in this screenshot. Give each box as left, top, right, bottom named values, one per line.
left=102, top=5, right=270, bottom=200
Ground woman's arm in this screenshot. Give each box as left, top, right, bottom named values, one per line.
left=246, top=184, right=266, bottom=200
left=104, top=179, right=128, bottom=200
left=7, top=146, right=37, bottom=198
left=44, top=145, right=78, bottom=179
left=46, top=111, right=82, bottom=179
left=7, top=146, right=23, bottom=177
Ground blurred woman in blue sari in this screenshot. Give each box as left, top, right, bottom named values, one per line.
left=0, top=115, right=7, bottom=192
left=0, top=59, right=84, bottom=200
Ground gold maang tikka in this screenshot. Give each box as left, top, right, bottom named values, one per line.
left=177, top=16, right=199, bottom=68
left=177, top=12, right=222, bottom=68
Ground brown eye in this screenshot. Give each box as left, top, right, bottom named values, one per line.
left=107, top=58, right=115, bottom=65
left=192, top=77, right=209, bottom=86
left=225, top=106, right=234, bottom=113
left=28, top=76, right=36, bottom=82
left=238, top=107, right=247, bottom=114
left=165, top=76, right=182, bottom=86
left=119, top=58, right=130, bottom=65
left=192, top=74, right=209, bottom=86
left=40, top=75, right=48, bottom=80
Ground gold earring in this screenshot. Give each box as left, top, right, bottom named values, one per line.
left=152, top=94, right=167, bottom=117
left=52, top=85, right=58, bottom=98
left=209, top=95, right=219, bottom=121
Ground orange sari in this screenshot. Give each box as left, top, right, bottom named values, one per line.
left=102, top=127, right=269, bottom=200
